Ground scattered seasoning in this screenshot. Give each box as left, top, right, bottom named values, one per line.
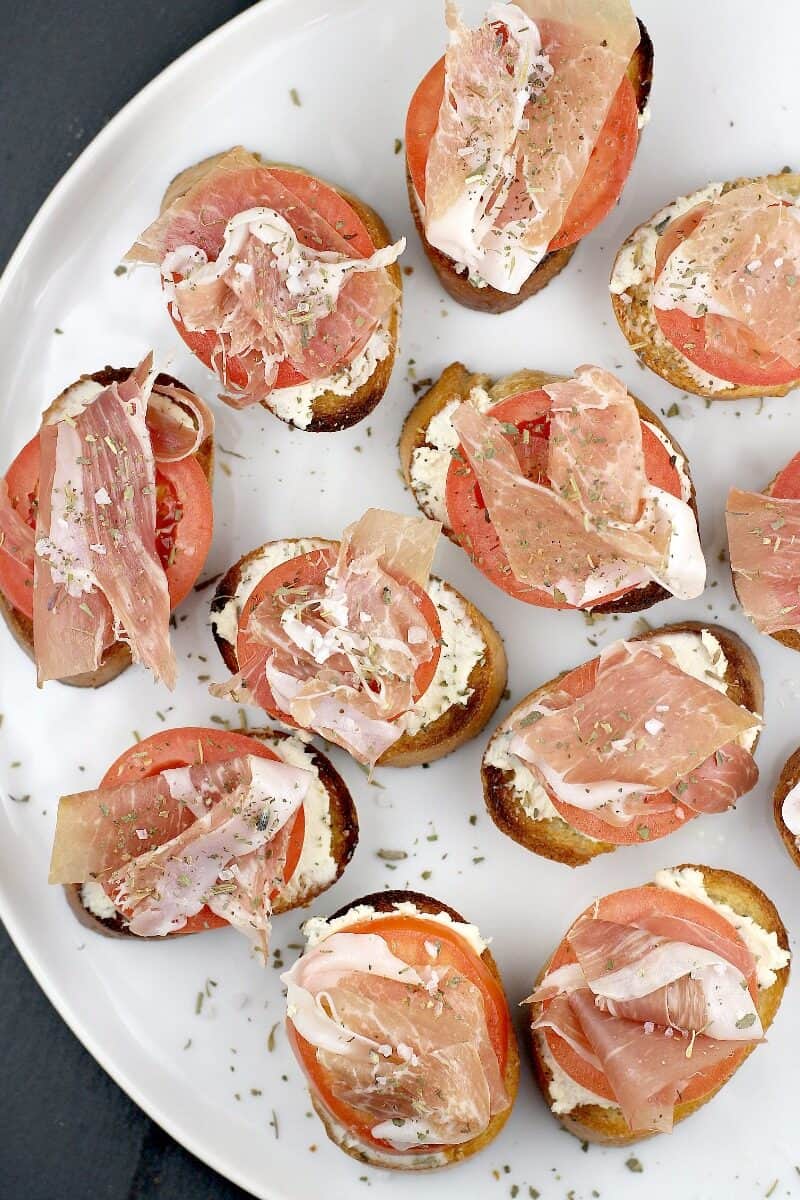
left=219, top=445, right=248, bottom=460
left=9, top=794, right=30, bottom=803
left=195, top=991, right=204, bottom=1015
left=219, top=461, right=232, bottom=477
left=636, top=825, right=650, bottom=840
left=736, top=1012, right=756, bottom=1029
left=420, top=869, right=432, bottom=881
left=765, top=1182, right=778, bottom=1199
left=289, top=87, right=301, bottom=107
left=269, top=1109, right=280, bottom=1139
left=625, top=1156, right=644, bottom=1173
left=54, top=327, right=63, bottom=335
left=393, top=137, right=402, bottom=154
left=113, top=264, right=127, bottom=276
left=183, top=1038, right=192, bottom=1050
left=666, top=402, right=680, bottom=418
left=377, top=848, right=407, bottom=861
left=267, top=1021, right=280, bottom=1052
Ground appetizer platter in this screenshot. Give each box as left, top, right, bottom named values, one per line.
left=1, top=1, right=800, bottom=1197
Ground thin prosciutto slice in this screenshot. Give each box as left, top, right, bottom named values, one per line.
left=510, top=639, right=758, bottom=824
left=652, top=183, right=800, bottom=368
left=726, top=487, right=800, bottom=634
left=125, top=147, right=403, bottom=407
left=531, top=906, right=761, bottom=1132
left=212, top=511, right=441, bottom=766
left=451, top=368, right=701, bottom=606
left=284, top=932, right=508, bottom=1148
left=50, top=754, right=310, bottom=947
left=33, top=355, right=176, bottom=686
left=424, top=1, right=640, bottom=292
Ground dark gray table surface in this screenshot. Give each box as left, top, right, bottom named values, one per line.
left=1, top=4, right=261, bottom=1197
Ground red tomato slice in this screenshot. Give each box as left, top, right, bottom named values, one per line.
left=99, top=726, right=305, bottom=935
left=166, top=167, right=379, bottom=392
left=288, top=913, right=510, bottom=1152
left=770, top=451, right=800, bottom=499
left=405, top=55, right=639, bottom=251
left=653, top=204, right=800, bottom=388
left=445, top=389, right=681, bottom=608
left=236, top=546, right=442, bottom=725
left=542, top=885, right=755, bottom=1104
left=0, top=436, right=213, bottom=621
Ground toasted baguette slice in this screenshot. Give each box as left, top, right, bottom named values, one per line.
left=0, top=366, right=214, bottom=689
left=482, top=621, right=763, bottom=867
left=210, top=539, right=507, bottom=767
left=300, top=888, right=519, bottom=1170
left=530, top=864, right=790, bottom=1146
left=406, top=21, right=653, bottom=314
left=66, top=728, right=358, bottom=938
left=399, top=362, right=699, bottom=616
left=160, top=151, right=401, bottom=432
left=610, top=170, right=800, bottom=399
left=773, top=747, right=800, bottom=868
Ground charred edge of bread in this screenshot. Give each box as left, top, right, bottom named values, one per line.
left=399, top=361, right=699, bottom=615
left=65, top=728, right=359, bottom=939
left=160, top=151, right=400, bottom=432
left=304, top=889, right=519, bottom=1171
left=773, top=746, right=800, bottom=869
left=529, top=863, right=790, bottom=1145
left=405, top=19, right=652, bottom=314
left=209, top=542, right=508, bottom=767
left=1, top=367, right=214, bottom=689
left=611, top=169, right=800, bottom=400
left=482, top=621, right=763, bottom=868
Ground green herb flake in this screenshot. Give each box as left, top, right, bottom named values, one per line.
left=625, top=1156, right=644, bottom=1173
left=289, top=87, right=301, bottom=107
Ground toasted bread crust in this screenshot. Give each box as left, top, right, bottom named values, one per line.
left=0, top=366, right=214, bottom=689
left=399, top=361, right=699, bottom=616
left=65, top=728, right=358, bottom=939
left=160, top=151, right=401, bottom=432
left=210, top=540, right=507, bottom=767
left=303, top=888, right=519, bottom=1170
left=406, top=20, right=652, bottom=313
left=773, top=747, right=800, bottom=868
left=611, top=170, right=800, bottom=399
left=529, top=864, right=790, bottom=1145
left=482, top=621, right=763, bottom=867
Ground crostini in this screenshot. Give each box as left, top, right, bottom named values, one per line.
left=125, top=147, right=404, bottom=430
left=726, top=450, right=800, bottom=653
left=611, top=171, right=800, bottom=398
left=482, top=622, right=762, bottom=866
left=210, top=508, right=507, bottom=768
left=0, top=358, right=214, bottom=688
left=773, top=747, right=800, bottom=868
left=49, top=726, right=357, bottom=946
left=283, top=889, right=519, bottom=1169
left=405, top=0, right=652, bottom=313
left=400, top=363, right=704, bottom=613
left=528, top=864, right=790, bottom=1145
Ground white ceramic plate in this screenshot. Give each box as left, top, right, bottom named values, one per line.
left=2, top=1, right=800, bottom=1196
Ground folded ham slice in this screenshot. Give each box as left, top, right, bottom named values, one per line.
left=726, top=486, right=800, bottom=634
left=212, top=511, right=441, bottom=766
left=510, top=639, right=758, bottom=825
left=424, top=0, right=640, bottom=292
left=451, top=366, right=703, bottom=605
left=33, top=355, right=176, bottom=687
left=531, top=905, right=761, bottom=1132
left=284, top=931, right=508, bottom=1148
left=50, top=754, right=310, bottom=948
left=652, top=183, right=800, bottom=368
left=126, top=148, right=402, bottom=407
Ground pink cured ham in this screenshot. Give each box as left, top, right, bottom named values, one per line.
left=510, top=639, right=758, bottom=824
left=423, top=1, right=640, bottom=293
left=212, top=511, right=441, bottom=766
left=125, top=147, right=402, bottom=407
left=450, top=365, right=696, bottom=607
left=531, top=905, right=761, bottom=1133
left=653, top=183, right=800, bottom=368
left=33, top=356, right=176, bottom=687
left=566, top=989, right=743, bottom=1133
left=671, top=741, right=758, bottom=814
left=0, top=478, right=35, bottom=569
left=726, top=486, right=800, bottom=634
left=283, top=932, right=508, bottom=1148
left=145, top=383, right=214, bottom=463
left=49, top=754, right=310, bottom=945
